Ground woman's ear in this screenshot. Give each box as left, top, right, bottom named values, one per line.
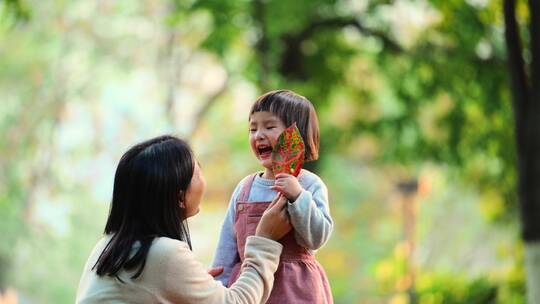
left=178, top=190, right=186, bottom=208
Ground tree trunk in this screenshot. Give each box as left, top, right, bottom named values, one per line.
left=504, top=0, right=540, bottom=302
left=525, top=1, right=540, bottom=300
left=253, top=0, right=270, bottom=91
left=525, top=243, right=540, bottom=304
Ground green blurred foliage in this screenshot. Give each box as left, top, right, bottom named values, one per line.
left=183, top=0, right=517, bottom=219
left=0, top=0, right=528, bottom=303
left=374, top=242, right=525, bottom=303
left=0, top=0, right=30, bottom=26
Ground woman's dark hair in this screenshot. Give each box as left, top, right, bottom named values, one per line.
left=250, top=90, right=320, bottom=161
left=93, top=135, right=194, bottom=280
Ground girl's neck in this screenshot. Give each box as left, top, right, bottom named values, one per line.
left=261, top=168, right=275, bottom=180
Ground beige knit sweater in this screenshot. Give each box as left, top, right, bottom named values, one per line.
left=76, top=235, right=282, bottom=303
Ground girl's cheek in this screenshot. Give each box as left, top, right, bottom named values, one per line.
left=273, top=132, right=282, bottom=143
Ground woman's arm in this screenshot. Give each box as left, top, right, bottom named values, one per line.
left=156, top=236, right=282, bottom=304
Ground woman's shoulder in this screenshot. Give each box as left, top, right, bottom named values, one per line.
left=143, top=237, right=191, bottom=266
left=143, top=237, right=198, bottom=277
left=142, top=237, right=208, bottom=292
left=148, top=237, right=191, bottom=262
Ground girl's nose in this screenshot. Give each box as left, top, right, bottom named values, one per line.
left=255, top=129, right=265, bottom=139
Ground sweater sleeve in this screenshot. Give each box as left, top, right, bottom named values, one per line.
left=287, top=177, right=333, bottom=250
left=157, top=236, right=282, bottom=304
left=212, top=179, right=245, bottom=285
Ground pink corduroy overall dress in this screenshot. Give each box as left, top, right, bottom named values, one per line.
left=227, top=174, right=333, bottom=303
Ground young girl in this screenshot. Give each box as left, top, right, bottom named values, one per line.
left=213, top=90, right=334, bottom=303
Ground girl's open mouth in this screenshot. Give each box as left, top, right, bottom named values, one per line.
left=257, top=145, right=273, bottom=159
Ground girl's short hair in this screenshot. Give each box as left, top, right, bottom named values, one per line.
left=250, top=90, right=320, bottom=161
left=94, top=135, right=194, bottom=280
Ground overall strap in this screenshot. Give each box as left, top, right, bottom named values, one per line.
left=237, top=174, right=258, bottom=203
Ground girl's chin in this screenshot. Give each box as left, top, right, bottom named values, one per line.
left=258, top=159, right=273, bottom=168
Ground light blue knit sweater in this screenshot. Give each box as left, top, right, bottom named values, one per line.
left=212, top=169, right=333, bottom=285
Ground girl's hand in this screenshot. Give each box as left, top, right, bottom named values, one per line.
left=271, top=173, right=303, bottom=201
left=256, top=194, right=292, bottom=240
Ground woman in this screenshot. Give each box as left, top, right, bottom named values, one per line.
left=76, top=135, right=291, bottom=303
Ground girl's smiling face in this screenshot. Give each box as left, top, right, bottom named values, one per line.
left=249, top=111, right=286, bottom=170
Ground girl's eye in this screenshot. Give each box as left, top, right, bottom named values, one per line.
left=249, top=128, right=256, bottom=132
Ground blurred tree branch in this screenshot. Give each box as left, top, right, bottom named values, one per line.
left=280, top=16, right=403, bottom=80
left=164, top=29, right=182, bottom=128
left=188, top=75, right=229, bottom=139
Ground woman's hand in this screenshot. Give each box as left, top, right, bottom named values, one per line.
left=207, top=266, right=224, bottom=277
left=255, top=194, right=292, bottom=241
left=271, top=173, right=303, bottom=201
